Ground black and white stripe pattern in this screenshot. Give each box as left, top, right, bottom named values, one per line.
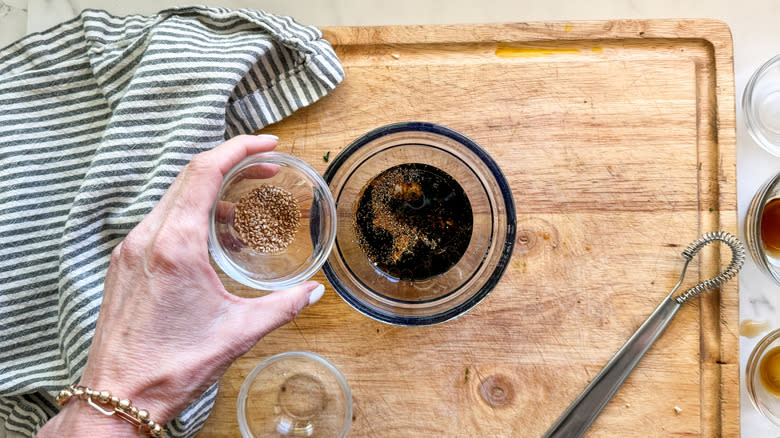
left=0, top=6, right=343, bottom=437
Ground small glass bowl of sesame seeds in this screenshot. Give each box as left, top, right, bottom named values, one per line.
left=209, top=152, right=337, bottom=290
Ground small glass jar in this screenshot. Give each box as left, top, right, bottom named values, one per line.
left=208, top=152, right=336, bottom=291
left=744, top=172, right=780, bottom=284
left=237, top=352, right=352, bottom=437
left=746, top=328, right=780, bottom=427
left=744, top=54, right=780, bottom=157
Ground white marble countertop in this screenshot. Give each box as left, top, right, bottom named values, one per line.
left=2, top=0, right=779, bottom=436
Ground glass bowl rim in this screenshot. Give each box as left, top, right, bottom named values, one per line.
left=322, top=121, right=516, bottom=326
left=742, top=53, right=780, bottom=157
left=208, top=151, right=337, bottom=291
left=236, top=351, right=353, bottom=438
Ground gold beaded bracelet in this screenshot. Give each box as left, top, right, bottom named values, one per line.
left=55, top=384, right=167, bottom=438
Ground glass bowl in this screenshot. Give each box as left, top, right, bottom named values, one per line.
left=746, top=328, right=780, bottom=427
left=745, top=171, right=780, bottom=284
left=237, top=352, right=352, bottom=438
left=323, top=122, right=516, bottom=326
left=744, top=54, right=780, bottom=156
left=208, top=152, right=336, bottom=291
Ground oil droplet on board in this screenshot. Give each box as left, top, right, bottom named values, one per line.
left=740, top=319, right=771, bottom=338
left=495, top=45, right=581, bottom=58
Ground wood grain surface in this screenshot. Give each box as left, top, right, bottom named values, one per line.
left=199, top=19, right=737, bottom=437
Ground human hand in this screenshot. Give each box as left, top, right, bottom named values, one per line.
left=39, top=135, right=325, bottom=436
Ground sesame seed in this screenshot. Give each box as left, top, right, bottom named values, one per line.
left=233, top=184, right=301, bottom=253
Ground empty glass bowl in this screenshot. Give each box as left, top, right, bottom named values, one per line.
left=323, top=122, right=516, bottom=325
left=744, top=54, right=780, bottom=156
left=208, top=152, right=336, bottom=290
left=237, top=352, right=352, bottom=438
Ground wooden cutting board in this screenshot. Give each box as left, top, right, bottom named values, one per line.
left=200, top=19, right=737, bottom=437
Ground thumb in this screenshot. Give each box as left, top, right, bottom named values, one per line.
left=236, top=281, right=325, bottom=340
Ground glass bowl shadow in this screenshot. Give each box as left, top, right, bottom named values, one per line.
left=208, top=152, right=336, bottom=291
left=323, top=122, right=516, bottom=326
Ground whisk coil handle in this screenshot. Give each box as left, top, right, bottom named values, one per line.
left=674, top=231, right=745, bottom=304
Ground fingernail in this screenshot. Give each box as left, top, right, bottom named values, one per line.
left=307, top=284, right=325, bottom=306
left=256, top=133, right=279, bottom=140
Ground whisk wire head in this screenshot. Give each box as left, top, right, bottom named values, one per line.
left=674, top=231, right=745, bottom=304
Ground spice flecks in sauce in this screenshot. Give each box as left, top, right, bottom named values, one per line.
left=354, top=163, right=472, bottom=281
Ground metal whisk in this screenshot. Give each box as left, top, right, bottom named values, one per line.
left=542, top=231, right=745, bottom=438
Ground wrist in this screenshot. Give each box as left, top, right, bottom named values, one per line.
left=39, top=384, right=169, bottom=438
left=79, top=363, right=186, bottom=424
left=39, top=398, right=138, bottom=437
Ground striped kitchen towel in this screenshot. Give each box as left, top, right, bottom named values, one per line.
left=0, top=6, right=343, bottom=437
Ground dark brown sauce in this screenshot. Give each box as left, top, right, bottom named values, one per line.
left=354, top=163, right=472, bottom=281
left=762, top=198, right=780, bottom=255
